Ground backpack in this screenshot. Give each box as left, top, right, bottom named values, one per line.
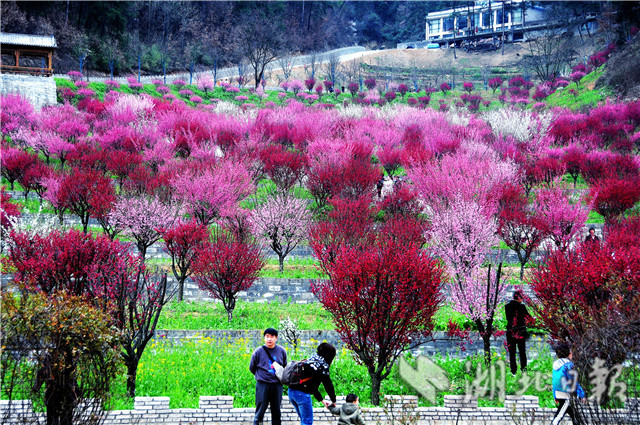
left=262, top=346, right=312, bottom=386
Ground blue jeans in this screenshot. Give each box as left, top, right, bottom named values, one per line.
left=288, top=388, right=314, bottom=425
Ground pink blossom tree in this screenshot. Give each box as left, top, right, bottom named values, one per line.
left=409, top=148, right=516, bottom=364
left=109, top=195, right=183, bottom=260
left=171, top=161, right=254, bottom=226
left=250, top=192, right=311, bottom=272
left=535, top=186, right=590, bottom=251
left=0, top=94, right=35, bottom=137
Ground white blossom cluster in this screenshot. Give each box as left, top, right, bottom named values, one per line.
left=2, top=206, right=60, bottom=253
left=482, top=108, right=554, bottom=143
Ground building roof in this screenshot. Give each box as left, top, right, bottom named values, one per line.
left=0, top=32, right=57, bottom=48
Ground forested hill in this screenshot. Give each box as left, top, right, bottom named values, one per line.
left=1, top=1, right=451, bottom=76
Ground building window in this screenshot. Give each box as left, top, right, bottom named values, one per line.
left=458, top=16, right=467, bottom=30
left=482, top=11, right=491, bottom=28
left=428, top=20, right=441, bottom=34
left=513, top=9, right=522, bottom=24
left=443, top=17, right=454, bottom=32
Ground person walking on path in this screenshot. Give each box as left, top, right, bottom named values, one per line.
left=505, top=290, right=533, bottom=375
left=327, top=393, right=366, bottom=425
left=288, top=342, right=338, bottom=425
left=551, top=343, right=585, bottom=425
left=249, top=328, right=287, bottom=425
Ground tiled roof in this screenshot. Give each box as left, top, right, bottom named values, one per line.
left=0, top=33, right=57, bottom=48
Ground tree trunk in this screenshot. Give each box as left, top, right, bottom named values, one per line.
left=82, top=213, right=89, bottom=234
left=278, top=254, right=285, bottom=273
left=369, top=372, right=382, bottom=406
left=482, top=332, right=492, bottom=365
left=227, top=309, right=233, bottom=323
left=126, top=358, right=139, bottom=398
left=177, top=277, right=184, bottom=302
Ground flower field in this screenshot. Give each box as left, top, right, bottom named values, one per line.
left=2, top=42, right=639, bottom=416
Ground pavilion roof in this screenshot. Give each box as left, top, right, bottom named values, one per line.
left=0, top=32, right=57, bottom=48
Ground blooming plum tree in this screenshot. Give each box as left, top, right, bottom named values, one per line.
left=588, top=177, right=640, bottom=224
left=192, top=230, right=264, bottom=322
left=250, top=192, right=311, bottom=272
left=57, top=167, right=115, bottom=233
left=496, top=184, right=547, bottom=279
left=311, top=233, right=443, bottom=405
left=171, top=161, right=254, bottom=226
left=109, top=195, right=182, bottom=260
left=535, top=186, right=590, bottom=251
left=162, top=220, right=209, bottom=302
left=260, top=145, right=307, bottom=193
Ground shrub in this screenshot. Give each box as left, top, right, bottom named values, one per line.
left=397, top=83, right=409, bottom=97
left=304, top=78, right=316, bottom=92
left=364, top=78, right=377, bottom=90
left=348, top=82, right=359, bottom=97
left=67, top=70, right=83, bottom=82
left=488, top=77, right=503, bottom=93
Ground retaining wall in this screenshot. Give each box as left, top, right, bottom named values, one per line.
left=0, top=74, right=57, bottom=109
left=152, top=329, right=551, bottom=359
left=0, top=395, right=581, bottom=425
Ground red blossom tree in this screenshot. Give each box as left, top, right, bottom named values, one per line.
left=58, top=168, right=116, bottom=233
left=17, top=160, right=50, bottom=201
left=561, top=144, right=586, bottom=188
left=309, top=197, right=378, bottom=273
left=1, top=147, right=38, bottom=190
left=259, top=145, right=307, bottom=192
left=192, top=230, right=265, bottom=322
left=311, top=234, right=444, bottom=405
left=496, top=183, right=547, bottom=279
left=6, top=227, right=172, bottom=398
left=528, top=218, right=640, bottom=394
left=162, top=220, right=209, bottom=302
left=106, top=150, right=143, bottom=191
left=588, top=177, right=640, bottom=224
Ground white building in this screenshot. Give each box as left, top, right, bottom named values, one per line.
left=425, top=0, right=546, bottom=45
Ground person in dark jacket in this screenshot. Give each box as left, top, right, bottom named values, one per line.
left=585, top=227, right=600, bottom=244
left=288, top=342, right=337, bottom=425
left=249, top=328, right=287, bottom=425
left=505, top=290, right=533, bottom=375
left=328, top=393, right=366, bottom=425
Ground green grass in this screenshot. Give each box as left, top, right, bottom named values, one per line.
left=157, top=299, right=335, bottom=331
left=544, top=67, right=611, bottom=110
left=260, top=257, right=326, bottom=279
left=107, top=336, right=558, bottom=410
left=157, top=300, right=511, bottom=334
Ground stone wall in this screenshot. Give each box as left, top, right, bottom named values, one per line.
left=1, top=395, right=580, bottom=425
left=152, top=330, right=552, bottom=359
left=0, top=74, right=57, bottom=109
